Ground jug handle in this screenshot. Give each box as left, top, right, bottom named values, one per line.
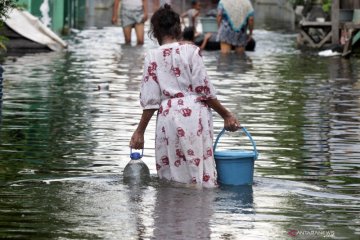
left=213, top=127, right=258, bottom=159
left=130, top=147, right=144, bottom=158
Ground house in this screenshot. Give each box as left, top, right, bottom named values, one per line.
left=2, top=0, right=86, bottom=54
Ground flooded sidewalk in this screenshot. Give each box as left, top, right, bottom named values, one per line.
left=0, top=4, right=360, bottom=240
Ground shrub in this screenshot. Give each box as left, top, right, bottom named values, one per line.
left=0, top=0, right=17, bottom=51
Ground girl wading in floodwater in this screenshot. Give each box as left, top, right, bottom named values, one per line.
left=130, top=4, right=240, bottom=188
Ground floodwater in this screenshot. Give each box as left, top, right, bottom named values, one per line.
left=1, top=10, right=360, bottom=240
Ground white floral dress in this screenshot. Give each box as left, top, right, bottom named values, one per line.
left=140, top=42, right=218, bottom=188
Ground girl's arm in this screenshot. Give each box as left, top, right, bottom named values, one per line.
left=205, top=98, right=240, bottom=132
left=130, top=109, right=157, bottom=149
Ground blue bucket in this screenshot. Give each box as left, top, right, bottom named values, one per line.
left=214, top=127, right=258, bottom=186
left=200, top=17, right=218, bottom=33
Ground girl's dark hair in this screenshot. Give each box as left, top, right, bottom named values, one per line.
left=149, top=4, right=182, bottom=45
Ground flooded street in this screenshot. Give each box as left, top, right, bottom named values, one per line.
left=1, top=8, right=360, bottom=240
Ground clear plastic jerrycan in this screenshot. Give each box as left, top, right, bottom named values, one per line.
left=123, top=148, right=150, bottom=185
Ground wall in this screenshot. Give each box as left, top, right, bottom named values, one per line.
left=253, top=0, right=296, bottom=31
left=16, top=0, right=86, bottom=34
left=16, top=0, right=63, bottom=33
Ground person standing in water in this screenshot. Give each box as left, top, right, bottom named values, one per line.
left=130, top=4, right=240, bottom=188
left=112, top=0, right=148, bottom=45
left=217, top=0, right=254, bottom=54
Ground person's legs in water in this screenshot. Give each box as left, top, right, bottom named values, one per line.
left=235, top=46, right=245, bottom=54
left=134, top=23, right=145, bottom=45
left=121, top=5, right=146, bottom=45
left=122, top=25, right=133, bottom=44
left=220, top=42, right=232, bottom=54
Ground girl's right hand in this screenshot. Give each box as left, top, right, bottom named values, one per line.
left=223, top=113, right=240, bottom=132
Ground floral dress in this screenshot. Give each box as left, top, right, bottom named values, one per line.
left=140, top=42, right=218, bottom=188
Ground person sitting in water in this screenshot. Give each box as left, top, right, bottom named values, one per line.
left=181, top=0, right=201, bottom=37
left=182, top=26, right=213, bottom=51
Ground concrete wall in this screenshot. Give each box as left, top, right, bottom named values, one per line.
left=253, top=0, right=296, bottom=31
left=84, top=0, right=191, bottom=28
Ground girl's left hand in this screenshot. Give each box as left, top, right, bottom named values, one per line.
left=130, top=131, right=145, bottom=149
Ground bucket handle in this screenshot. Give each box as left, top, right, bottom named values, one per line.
left=130, top=147, right=144, bottom=158
left=213, top=127, right=258, bottom=159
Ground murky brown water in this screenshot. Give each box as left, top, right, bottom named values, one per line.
left=1, top=5, right=360, bottom=240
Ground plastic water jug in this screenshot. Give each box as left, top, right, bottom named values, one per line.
left=123, top=148, right=150, bottom=185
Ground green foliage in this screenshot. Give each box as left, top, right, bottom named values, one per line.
left=289, top=0, right=331, bottom=14
left=289, top=0, right=331, bottom=13
left=322, top=0, right=331, bottom=13
left=0, top=35, right=9, bottom=49
left=0, top=0, right=17, bottom=51
left=0, top=0, right=17, bottom=19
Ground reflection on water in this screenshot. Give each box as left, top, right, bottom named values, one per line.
left=152, top=185, right=214, bottom=240
left=0, top=65, right=3, bottom=126
left=0, top=19, right=360, bottom=240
